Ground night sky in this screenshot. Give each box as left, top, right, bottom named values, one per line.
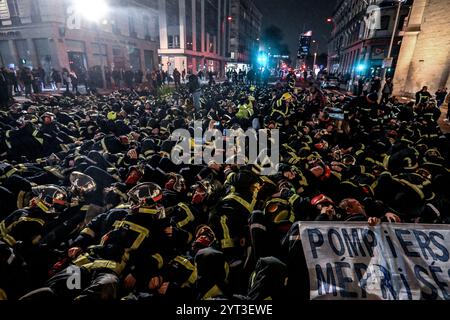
left=255, top=0, right=338, bottom=58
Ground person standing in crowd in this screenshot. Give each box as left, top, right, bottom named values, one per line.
left=381, top=78, right=393, bottom=104
left=134, top=69, right=143, bottom=86
left=181, top=69, right=186, bottom=83
left=22, top=67, right=33, bottom=97
left=50, top=68, right=62, bottom=93
left=31, top=68, right=40, bottom=94
left=0, top=68, right=10, bottom=107
left=208, top=70, right=215, bottom=86
left=188, top=72, right=201, bottom=112
left=3, top=68, right=14, bottom=100
left=197, top=70, right=204, bottom=81
left=38, top=66, right=46, bottom=91
left=263, top=68, right=270, bottom=86
left=112, top=68, right=122, bottom=89
left=238, top=69, right=244, bottom=83
left=61, top=68, right=70, bottom=92
left=356, top=76, right=364, bottom=96
left=69, top=70, right=79, bottom=94
left=370, top=76, right=381, bottom=93
left=104, top=67, right=112, bottom=90
left=155, top=69, right=162, bottom=87
left=435, top=88, right=448, bottom=108
left=7, top=67, right=18, bottom=97
left=247, top=68, right=255, bottom=85
left=416, top=86, right=432, bottom=105
left=173, top=68, right=181, bottom=88
left=124, top=68, right=134, bottom=89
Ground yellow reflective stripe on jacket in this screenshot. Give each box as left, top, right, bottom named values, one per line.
left=397, top=179, right=425, bottom=200
left=32, top=130, right=44, bottom=144
left=176, top=203, right=195, bottom=228
left=1, top=217, right=45, bottom=246
left=288, top=194, right=300, bottom=206
left=1, top=168, right=17, bottom=179
left=111, top=220, right=149, bottom=250
left=173, top=256, right=197, bottom=287
left=10, top=216, right=45, bottom=228
left=0, top=288, right=7, bottom=300
left=202, top=284, right=224, bottom=300
left=152, top=253, right=164, bottom=269
left=0, top=221, right=17, bottom=246
left=44, top=166, right=65, bottom=179
left=82, top=259, right=127, bottom=275
left=80, top=227, right=96, bottom=238
left=100, top=138, right=108, bottom=153
left=222, top=194, right=256, bottom=213
left=220, top=215, right=234, bottom=249
left=0, top=221, right=7, bottom=237
left=282, top=143, right=296, bottom=153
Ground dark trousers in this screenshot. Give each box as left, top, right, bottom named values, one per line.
left=43, top=266, right=119, bottom=300
left=381, top=93, right=390, bottom=104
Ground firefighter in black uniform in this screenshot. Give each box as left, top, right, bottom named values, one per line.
left=22, top=182, right=176, bottom=300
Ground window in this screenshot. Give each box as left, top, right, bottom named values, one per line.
left=0, top=40, right=15, bottom=67
left=92, top=43, right=107, bottom=55
left=185, top=0, right=193, bottom=50
left=129, top=47, right=141, bottom=70
left=34, top=38, right=52, bottom=72
left=380, top=15, right=390, bottom=30
left=144, top=50, right=154, bottom=71
left=143, top=15, right=151, bottom=39
left=113, top=47, right=122, bottom=57
left=14, top=39, right=31, bottom=67
left=31, top=0, right=41, bottom=23
left=167, top=0, right=180, bottom=49
left=174, top=35, right=180, bottom=48
left=7, top=0, right=20, bottom=25
left=196, top=0, right=202, bottom=52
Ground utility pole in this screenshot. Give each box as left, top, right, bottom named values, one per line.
left=312, top=40, right=319, bottom=70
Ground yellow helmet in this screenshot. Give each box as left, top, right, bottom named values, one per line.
left=281, top=92, right=293, bottom=101
left=107, top=111, right=117, bottom=121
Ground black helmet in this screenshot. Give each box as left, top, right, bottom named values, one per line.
left=165, top=173, right=187, bottom=193
left=30, top=185, right=68, bottom=214
left=69, top=171, right=97, bottom=196
left=191, top=179, right=222, bottom=205
left=127, top=182, right=165, bottom=218
left=264, top=198, right=294, bottom=225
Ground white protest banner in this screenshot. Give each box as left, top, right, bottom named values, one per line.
left=298, top=222, right=450, bottom=300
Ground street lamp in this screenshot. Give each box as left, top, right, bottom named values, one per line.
left=380, top=0, right=406, bottom=96
left=312, top=40, right=319, bottom=70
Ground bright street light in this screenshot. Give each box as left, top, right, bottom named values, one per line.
left=73, top=0, right=109, bottom=23
left=356, top=64, right=366, bottom=72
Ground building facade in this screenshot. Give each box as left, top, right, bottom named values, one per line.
left=158, top=0, right=232, bottom=76
left=393, top=0, right=450, bottom=97
left=157, top=0, right=261, bottom=76
left=0, top=0, right=159, bottom=81
left=328, top=0, right=412, bottom=80
left=228, top=0, right=262, bottom=70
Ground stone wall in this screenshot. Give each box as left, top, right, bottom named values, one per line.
left=393, top=0, right=450, bottom=97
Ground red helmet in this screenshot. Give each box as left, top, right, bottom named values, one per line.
left=310, top=194, right=334, bottom=207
